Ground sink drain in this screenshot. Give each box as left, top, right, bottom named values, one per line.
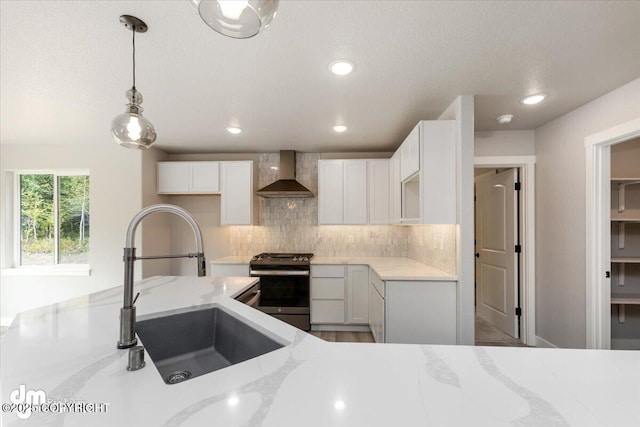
left=166, top=370, right=192, bottom=384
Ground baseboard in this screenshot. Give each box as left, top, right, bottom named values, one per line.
left=311, top=324, right=371, bottom=332
left=611, top=338, right=640, bottom=350
left=535, top=335, right=558, bottom=348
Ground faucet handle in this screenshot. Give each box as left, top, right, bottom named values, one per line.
left=132, top=292, right=140, bottom=306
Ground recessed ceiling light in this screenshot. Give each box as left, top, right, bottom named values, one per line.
left=497, top=114, right=513, bottom=124
left=333, top=125, right=348, bottom=133
left=328, top=60, right=355, bottom=76
left=226, top=126, right=242, bottom=134
left=520, top=94, right=547, bottom=105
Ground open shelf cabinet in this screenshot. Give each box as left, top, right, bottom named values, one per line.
left=610, top=143, right=640, bottom=350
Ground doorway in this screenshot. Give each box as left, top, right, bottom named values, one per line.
left=475, top=168, right=520, bottom=344
left=585, top=118, right=640, bottom=349
left=474, top=156, right=536, bottom=346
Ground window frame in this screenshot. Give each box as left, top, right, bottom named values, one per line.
left=7, top=169, right=91, bottom=275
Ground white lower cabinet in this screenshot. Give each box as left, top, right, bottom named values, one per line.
left=369, top=278, right=385, bottom=343
left=368, top=270, right=456, bottom=344
left=311, top=264, right=370, bottom=327
left=346, top=265, right=369, bottom=324
left=311, top=265, right=346, bottom=324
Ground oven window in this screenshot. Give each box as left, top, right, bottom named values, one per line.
left=259, top=276, right=309, bottom=307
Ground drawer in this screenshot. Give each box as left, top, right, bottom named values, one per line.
left=311, top=278, right=345, bottom=299
left=370, top=271, right=385, bottom=298
left=311, top=300, right=345, bottom=324
left=311, top=265, right=346, bottom=278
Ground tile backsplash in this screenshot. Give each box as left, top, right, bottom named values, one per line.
left=227, top=152, right=456, bottom=274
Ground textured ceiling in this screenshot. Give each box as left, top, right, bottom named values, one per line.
left=1, top=1, right=640, bottom=153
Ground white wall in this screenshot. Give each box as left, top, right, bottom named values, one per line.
left=475, top=130, right=535, bottom=157
left=535, top=77, right=640, bottom=348
left=0, top=143, right=143, bottom=325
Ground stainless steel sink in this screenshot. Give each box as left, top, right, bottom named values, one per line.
left=136, top=304, right=286, bottom=384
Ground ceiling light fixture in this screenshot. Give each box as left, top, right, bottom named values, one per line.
left=496, top=114, right=513, bottom=124
left=333, top=125, right=348, bottom=133
left=329, top=60, right=355, bottom=76
left=226, top=126, right=243, bottom=134
left=520, top=93, right=547, bottom=105
left=111, top=15, right=157, bottom=150
left=189, top=0, right=279, bottom=39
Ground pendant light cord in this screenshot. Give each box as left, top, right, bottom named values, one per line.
left=132, top=28, right=136, bottom=91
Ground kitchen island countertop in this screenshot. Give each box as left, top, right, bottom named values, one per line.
left=1, top=275, right=638, bottom=426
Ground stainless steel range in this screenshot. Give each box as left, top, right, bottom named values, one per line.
left=249, top=253, right=313, bottom=331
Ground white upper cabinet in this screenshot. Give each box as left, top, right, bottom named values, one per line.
left=220, top=161, right=253, bottom=226
left=389, top=151, right=401, bottom=224
left=394, top=120, right=456, bottom=225
left=400, top=125, right=420, bottom=181
left=318, top=159, right=390, bottom=225
left=189, top=162, right=220, bottom=193
left=157, top=161, right=220, bottom=194
left=318, top=160, right=344, bottom=224
left=343, top=160, right=368, bottom=224
left=420, top=120, right=456, bottom=224
left=368, top=159, right=390, bottom=224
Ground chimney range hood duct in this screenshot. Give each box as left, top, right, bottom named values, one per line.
left=256, top=150, right=314, bottom=198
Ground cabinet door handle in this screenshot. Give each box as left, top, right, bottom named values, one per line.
left=475, top=253, right=480, bottom=258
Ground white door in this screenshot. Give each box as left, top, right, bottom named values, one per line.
left=475, top=169, right=518, bottom=338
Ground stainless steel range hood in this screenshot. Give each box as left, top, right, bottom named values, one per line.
left=256, top=150, right=314, bottom=198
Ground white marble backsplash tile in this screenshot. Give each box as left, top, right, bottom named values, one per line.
left=407, top=225, right=457, bottom=275
left=227, top=152, right=456, bottom=273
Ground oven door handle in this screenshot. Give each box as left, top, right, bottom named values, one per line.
left=245, top=290, right=260, bottom=307
left=250, top=270, right=310, bottom=276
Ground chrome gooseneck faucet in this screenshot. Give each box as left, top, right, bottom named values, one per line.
left=117, top=204, right=206, bottom=349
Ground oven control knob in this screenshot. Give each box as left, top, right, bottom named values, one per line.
left=293, top=257, right=298, bottom=261
left=278, top=308, right=282, bottom=313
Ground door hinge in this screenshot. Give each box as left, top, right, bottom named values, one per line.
left=515, top=245, right=522, bottom=253
left=515, top=307, right=522, bottom=316
left=515, top=182, right=521, bottom=191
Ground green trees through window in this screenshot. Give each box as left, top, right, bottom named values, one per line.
left=19, top=174, right=90, bottom=266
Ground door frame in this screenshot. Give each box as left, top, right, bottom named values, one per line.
left=585, top=118, right=640, bottom=349
left=474, top=156, right=536, bottom=346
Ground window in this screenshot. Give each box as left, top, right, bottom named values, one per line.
left=17, top=172, right=90, bottom=267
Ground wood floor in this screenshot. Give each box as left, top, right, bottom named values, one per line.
left=475, top=315, right=530, bottom=347
left=310, top=318, right=531, bottom=347
left=309, top=330, right=375, bottom=343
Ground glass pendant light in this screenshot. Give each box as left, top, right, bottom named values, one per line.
left=189, top=0, right=279, bottom=39
left=111, top=15, right=157, bottom=150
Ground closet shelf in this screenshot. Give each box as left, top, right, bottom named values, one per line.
left=612, top=178, right=640, bottom=182
left=611, top=258, right=640, bottom=264
left=611, top=218, right=640, bottom=222
left=611, top=293, right=640, bottom=305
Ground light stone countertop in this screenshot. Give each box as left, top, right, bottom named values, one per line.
left=210, top=255, right=253, bottom=264
left=210, top=256, right=456, bottom=281
left=311, top=256, right=456, bottom=281
left=1, top=275, right=639, bottom=426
